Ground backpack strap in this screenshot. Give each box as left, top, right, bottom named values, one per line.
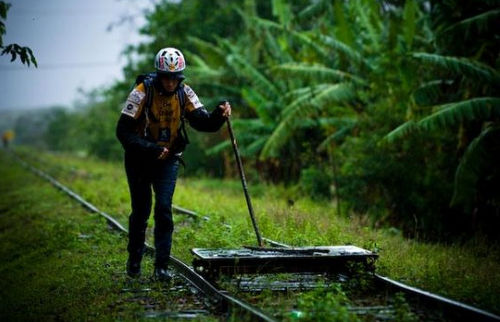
left=143, top=73, right=157, bottom=122
left=136, top=73, right=156, bottom=138
left=177, top=84, right=190, bottom=144
left=133, top=73, right=155, bottom=115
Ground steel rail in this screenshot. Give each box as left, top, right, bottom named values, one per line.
left=16, top=152, right=208, bottom=224
left=10, top=152, right=275, bottom=322
left=13, top=150, right=278, bottom=246
left=11, top=151, right=499, bottom=320
left=374, top=274, right=499, bottom=321
left=259, top=234, right=499, bottom=320
left=172, top=205, right=233, bottom=230
left=172, top=205, right=209, bottom=220
left=259, top=232, right=500, bottom=320
left=172, top=201, right=500, bottom=321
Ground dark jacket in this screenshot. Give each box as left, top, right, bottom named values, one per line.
left=116, top=82, right=225, bottom=159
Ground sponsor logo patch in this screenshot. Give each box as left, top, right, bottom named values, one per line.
left=121, top=101, right=139, bottom=117
left=128, top=89, right=146, bottom=104
left=184, top=85, right=203, bottom=109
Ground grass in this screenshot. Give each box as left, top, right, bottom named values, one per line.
left=0, top=150, right=218, bottom=320
left=5, top=147, right=500, bottom=318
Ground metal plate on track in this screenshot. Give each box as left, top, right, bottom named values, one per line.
left=192, top=246, right=378, bottom=277
left=192, top=245, right=375, bottom=258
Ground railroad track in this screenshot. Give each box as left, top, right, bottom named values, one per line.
left=9, top=151, right=274, bottom=321
left=9, top=150, right=500, bottom=321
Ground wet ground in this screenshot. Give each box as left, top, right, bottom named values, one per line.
left=110, top=270, right=223, bottom=320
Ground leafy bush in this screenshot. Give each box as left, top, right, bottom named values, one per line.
left=299, top=166, right=331, bottom=200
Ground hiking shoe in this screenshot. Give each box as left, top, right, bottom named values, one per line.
left=153, top=267, right=172, bottom=282
left=126, top=259, right=141, bottom=278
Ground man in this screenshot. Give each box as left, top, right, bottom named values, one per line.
left=2, top=130, right=14, bottom=148
left=116, top=47, right=231, bottom=281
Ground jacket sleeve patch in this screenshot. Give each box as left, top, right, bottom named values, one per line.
left=121, top=102, right=140, bottom=117
left=184, top=85, right=203, bottom=109
left=128, top=88, right=146, bottom=104
left=121, top=88, right=145, bottom=118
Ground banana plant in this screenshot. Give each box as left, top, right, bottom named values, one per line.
left=383, top=1, right=500, bottom=213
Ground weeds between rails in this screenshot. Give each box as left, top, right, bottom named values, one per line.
left=7, top=150, right=380, bottom=320
left=0, top=152, right=226, bottom=320
left=9, top=150, right=498, bottom=320
left=7, top=150, right=275, bottom=321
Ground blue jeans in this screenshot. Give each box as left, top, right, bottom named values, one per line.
left=124, top=153, right=179, bottom=268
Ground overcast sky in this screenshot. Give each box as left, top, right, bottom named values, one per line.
left=0, top=0, right=154, bottom=111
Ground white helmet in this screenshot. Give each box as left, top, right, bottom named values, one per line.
left=154, top=47, right=186, bottom=76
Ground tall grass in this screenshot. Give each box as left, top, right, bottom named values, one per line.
left=11, top=147, right=500, bottom=315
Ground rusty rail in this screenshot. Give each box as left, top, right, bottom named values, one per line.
left=10, top=150, right=500, bottom=321
left=10, top=151, right=275, bottom=322
left=374, top=274, right=499, bottom=321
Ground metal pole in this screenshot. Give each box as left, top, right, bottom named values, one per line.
left=226, top=117, right=263, bottom=247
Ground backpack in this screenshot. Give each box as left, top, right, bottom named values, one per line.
left=133, top=72, right=190, bottom=150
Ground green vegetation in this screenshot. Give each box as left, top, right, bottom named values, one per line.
left=0, top=1, right=37, bottom=67
left=6, top=148, right=500, bottom=317
left=294, top=285, right=355, bottom=321
left=2, top=1, right=499, bottom=318
left=7, top=0, right=499, bottom=242
left=0, top=151, right=218, bottom=320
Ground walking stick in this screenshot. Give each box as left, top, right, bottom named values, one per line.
left=226, top=116, right=263, bottom=247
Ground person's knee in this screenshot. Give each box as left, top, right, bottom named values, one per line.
left=154, top=199, right=172, bottom=215
left=131, top=197, right=151, bottom=210
left=129, top=210, right=151, bottom=230
left=154, top=208, right=174, bottom=232
left=131, top=198, right=152, bottom=213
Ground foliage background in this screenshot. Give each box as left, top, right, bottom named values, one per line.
left=7, top=0, right=500, bottom=241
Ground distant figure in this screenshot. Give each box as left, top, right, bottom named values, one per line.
left=116, top=47, right=231, bottom=281
left=2, top=130, right=14, bottom=148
